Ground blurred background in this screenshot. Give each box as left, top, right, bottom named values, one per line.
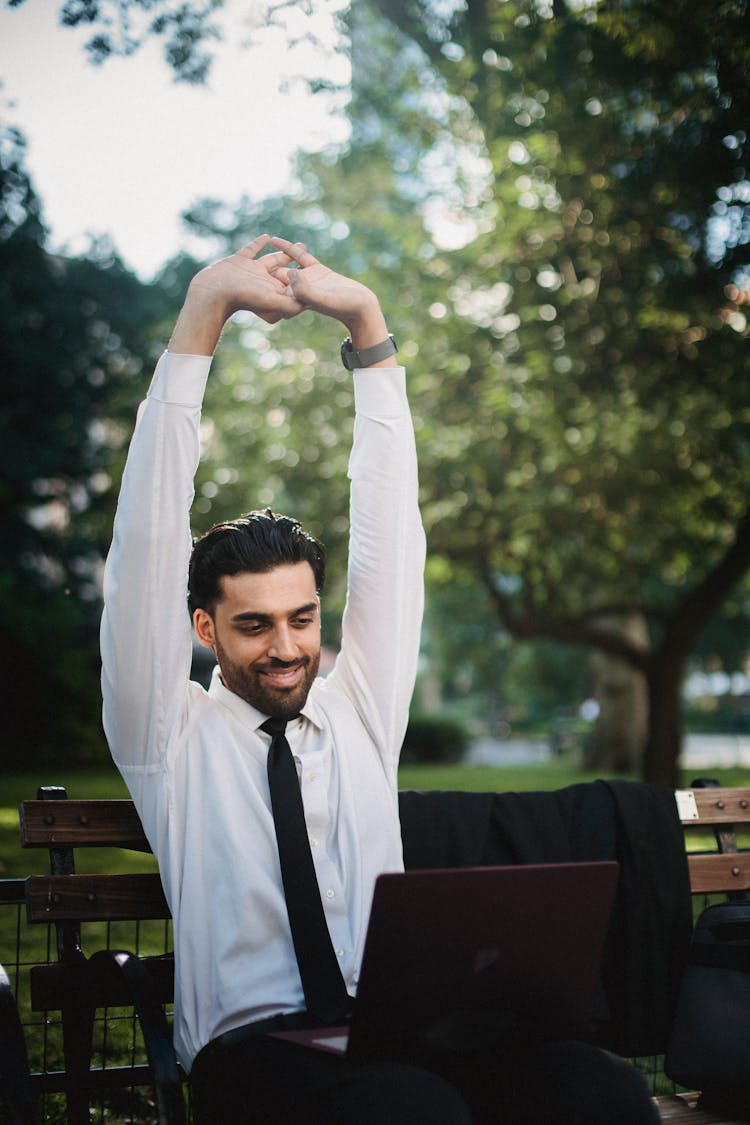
left=1, top=0, right=749, bottom=789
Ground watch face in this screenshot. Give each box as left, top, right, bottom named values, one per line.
left=341, top=339, right=355, bottom=370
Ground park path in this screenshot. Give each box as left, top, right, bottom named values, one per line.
left=465, top=734, right=750, bottom=770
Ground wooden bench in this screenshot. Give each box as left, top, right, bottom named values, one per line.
left=9, top=782, right=750, bottom=1125
left=17, top=786, right=181, bottom=1125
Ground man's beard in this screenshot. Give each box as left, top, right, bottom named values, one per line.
left=215, top=641, right=321, bottom=720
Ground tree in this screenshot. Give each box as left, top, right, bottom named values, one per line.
left=162, top=0, right=750, bottom=785
left=4, top=0, right=345, bottom=85
left=12, top=0, right=750, bottom=783
left=349, top=0, right=750, bottom=785
left=6, top=0, right=224, bottom=83
left=0, top=123, right=175, bottom=763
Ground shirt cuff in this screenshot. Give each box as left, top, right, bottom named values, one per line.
left=352, top=365, right=407, bottom=418
left=147, top=350, right=213, bottom=406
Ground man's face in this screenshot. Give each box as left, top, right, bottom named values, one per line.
left=193, top=562, right=321, bottom=719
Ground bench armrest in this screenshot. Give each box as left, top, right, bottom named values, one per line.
left=88, top=950, right=185, bottom=1125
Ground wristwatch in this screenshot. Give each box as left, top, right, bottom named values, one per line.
left=340, top=333, right=398, bottom=370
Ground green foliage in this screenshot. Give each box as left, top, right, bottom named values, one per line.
left=0, top=123, right=177, bottom=765
left=503, top=639, right=590, bottom=726
left=172, top=0, right=750, bottom=783
left=401, top=712, right=470, bottom=765
left=9, top=0, right=225, bottom=83
left=0, top=573, right=105, bottom=767
left=353, top=0, right=750, bottom=782
left=3, top=2, right=750, bottom=784
left=366, top=0, right=750, bottom=618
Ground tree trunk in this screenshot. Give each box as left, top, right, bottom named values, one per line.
left=585, top=614, right=649, bottom=773
left=643, top=655, right=685, bottom=788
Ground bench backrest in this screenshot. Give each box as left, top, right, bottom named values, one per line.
left=675, top=785, right=750, bottom=893
left=21, top=783, right=750, bottom=941
left=21, top=795, right=165, bottom=932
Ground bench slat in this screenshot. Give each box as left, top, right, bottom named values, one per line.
left=686, top=852, right=750, bottom=894
left=653, top=1092, right=749, bottom=1124
left=29, top=1063, right=157, bottom=1096
left=25, top=873, right=169, bottom=923
left=20, top=800, right=151, bottom=851
left=678, top=788, right=750, bottom=825
left=30, top=956, right=174, bottom=1011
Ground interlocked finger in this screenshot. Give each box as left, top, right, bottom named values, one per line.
left=262, top=250, right=295, bottom=276
left=268, top=237, right=316, bottom=269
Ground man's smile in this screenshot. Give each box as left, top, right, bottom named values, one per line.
left=259, top=661, right=306, bottom=688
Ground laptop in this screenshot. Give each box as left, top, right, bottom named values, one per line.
left=273, top=860, right=619, bottom=1065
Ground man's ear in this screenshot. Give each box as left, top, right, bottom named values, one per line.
left=193, top=608, right=216, bottom=650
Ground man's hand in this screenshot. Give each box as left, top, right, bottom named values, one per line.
left=268, top=238, right=391, bottom=356
left=168, top=234, right=393, bottom=361
left=168, top=234, right=304, bottom=356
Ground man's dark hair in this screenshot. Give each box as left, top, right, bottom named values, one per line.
left=188, top=509, right=326, bottom=615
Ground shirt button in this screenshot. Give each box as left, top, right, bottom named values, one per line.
left=325, top=888, right=335, bottom=899
left=310, top=837, right=318, bottom=848
left=336, top=949, right=344, bottom=958
left=309, top=771, right=318, bottom=782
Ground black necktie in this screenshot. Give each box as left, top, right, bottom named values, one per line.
left=261, top=716, right=351, bottom=1024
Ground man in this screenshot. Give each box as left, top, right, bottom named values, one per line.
left=101, top=236, right=657, bottom=1123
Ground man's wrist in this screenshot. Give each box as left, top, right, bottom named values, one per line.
left=341, top=305, right=397, bottom=369
left=168, top=285, right=230, bottom=357
left=339, top=293, right=388, bottom=349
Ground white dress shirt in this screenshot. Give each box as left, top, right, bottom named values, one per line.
left=100, top=350, right=425, bottom=1071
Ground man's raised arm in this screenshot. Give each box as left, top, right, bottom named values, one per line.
left=101, top=236, right=408, bottom=790
left=267, top=241, right=425, bottom=771
left=101, top=237, right=307, bottom=786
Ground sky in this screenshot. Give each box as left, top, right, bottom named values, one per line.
left=0, top=0, right=350, bottom=279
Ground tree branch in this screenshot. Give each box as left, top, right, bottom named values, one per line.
left=478, top=558, right=653, bottom=673
left=662, top=499, right=750, bottom=658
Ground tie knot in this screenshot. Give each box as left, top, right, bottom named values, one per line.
left=260, top=716, right=293, bottom=737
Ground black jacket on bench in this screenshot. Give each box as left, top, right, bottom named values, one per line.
left=398, top=780, right=693, bottom=1057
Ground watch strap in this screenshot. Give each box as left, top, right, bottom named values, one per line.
left=341, top=333, right=397, bottom=370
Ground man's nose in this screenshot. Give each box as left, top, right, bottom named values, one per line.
left=267, top=625, right=299, bottom=661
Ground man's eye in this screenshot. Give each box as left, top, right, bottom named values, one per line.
left=294, top=618, right=313, bottom=628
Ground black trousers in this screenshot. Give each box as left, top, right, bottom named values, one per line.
left=190, top=1014, right=659, bottom=1125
